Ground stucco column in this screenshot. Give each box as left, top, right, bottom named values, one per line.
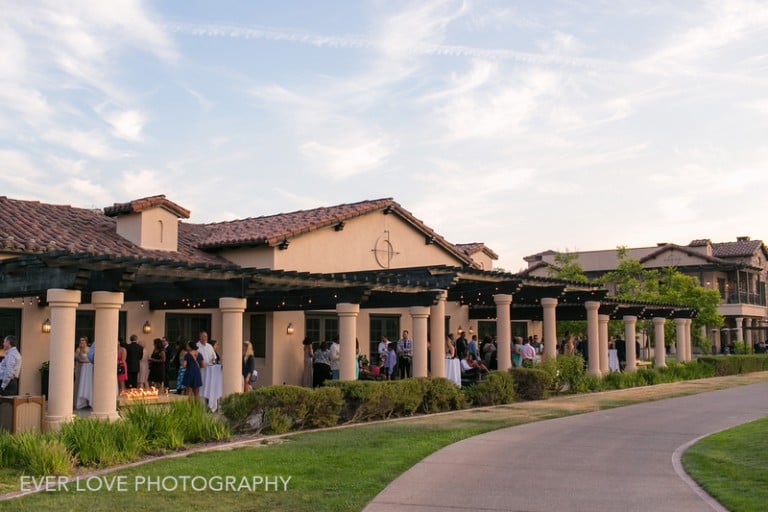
left=541, top=297, right=558, bottom=361
left=623, top=315, right=637, bottom=372
left=45, top=289, right=81, bottom=431
left=653, top=317, right=666, bottom=368
left=91, top=291, right=124, bottom=421
left=585, top=301, right=601, bottom=377
left=745, top=319, right=752, bottom=346
left=410, top=306, right=430, bottom=378
left=494, top=294, right=512, bottom=372
left=429, top=290, right=446, bottom=378
left=336, top=303, right=359, bottom=381
left=598, top=314, right=609, bottom=375
left=674, top=318, right=686, bottom=363
left=686, top=319, right=694, bottom=360
left=735, top=317, right=744, bottom=343
left=220, top=297, right=247, bottom=397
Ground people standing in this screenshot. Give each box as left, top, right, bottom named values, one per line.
left=467, top=334, right=479, bottom=359
left=520, top=337, right=536, bottom=368
left=385, top=341, right=398, bottom=380
left=125, top=334, right=144, bottom=389
left=0, top=335, right=21, bottom=396
left=330, top=338, right=340, bottom=380
left=243, top=341, right=257, bottom=392
left=183, top=341, right=204, bottom=400
left=148, top=338, right=166, bottom=390
left=117, top=340, right=128, bottom=392
left=396, top=330, right=413, bottom=379
left=74, top=336, right=92, bottom=408
left=162, top=337, right=173, bottom=390
left=313, top=341, right=331, bottom=388
left=302, top=337, right=313, bottom=387
left=455, top=331, right=468, bottom=360
left=196, top=331, right=216, bottom=366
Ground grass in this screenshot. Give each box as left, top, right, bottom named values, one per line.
left=682, top=416, right=768, bottom=512
left=1, top=372, right=766, bottom=512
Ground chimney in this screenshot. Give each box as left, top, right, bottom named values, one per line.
left=103, top=195, right=190, bottom=252
left=737, top=236, right=751, bottom=242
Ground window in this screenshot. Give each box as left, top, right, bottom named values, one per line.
left=250, top=314, right=267, bottom=358
left=72, top=311, right=126, bottom=349
left=0, top=309, right=21, bottom=350
left=165, top=313, right=211, bottom=346
left=305, top=314, right=338, bottom=346
left=369, top=314, right=400, bottom=363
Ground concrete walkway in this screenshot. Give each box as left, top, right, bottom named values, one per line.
left=364, top=382, right=768, bottom=512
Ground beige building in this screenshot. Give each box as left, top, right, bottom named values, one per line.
left=524, top=237, right=768, bottom=352
left=0, top=194, right=695, bottom=430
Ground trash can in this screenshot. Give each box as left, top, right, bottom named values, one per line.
left=0, top=395, right=46, bottom=433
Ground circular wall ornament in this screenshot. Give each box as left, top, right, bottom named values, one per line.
left=372, top=231, right=398, bottom=268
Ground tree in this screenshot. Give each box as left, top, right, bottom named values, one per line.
left=548, top=250, right=590, bottom=283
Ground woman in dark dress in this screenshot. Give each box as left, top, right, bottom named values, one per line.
left=148, top=338, right=166, bottom=390
left=182, top=341, right=204, bottom=400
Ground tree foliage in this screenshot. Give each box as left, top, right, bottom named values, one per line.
left=548, top=250, right=589, bottom=283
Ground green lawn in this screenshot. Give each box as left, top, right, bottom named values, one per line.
left=682, top=416, right=768, bottom=512
left=1, top=373, right=765, bottom=512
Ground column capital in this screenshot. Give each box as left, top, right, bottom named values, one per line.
left=652, top=317, right=666, bottom=326
left=336, top=302, right=360, bottom=316
left=431, top=289, right=447, bottom=302
left=91, top=291, right=124, bottom=309
left=219, top=297, right=247, bottom=313
left=409, top=306, right=430, bottom=318
left=674, top=317, right=686, bottom=326
left=623, top=315, right=637, bottom=324
left=46, top=288, right=81, bottom=306
left=493, top=293, right=512, bottom=306
left=584, top=300, right=600, bottom=311
left=540, top=297, right=558, bottom=307
left=598, top=314, right=610, bottom=324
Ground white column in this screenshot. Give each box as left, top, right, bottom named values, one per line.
left=410, top=306, right=430, bottom=378
left=45, top=289, right=81, bottom=431
left=541, top=297, right=558, bottom=361
left=675, top=318, right=686, bottom=363
left=745, top=319, right=753, bottom=347
left=735, top=317, right=744, bottom=343
left=623, top=315, right=637, bottom=372
left=91, top=291, right=124, bottom=421
left=220, top=297, right=246, bottom=397
left=653, top=317, right=666, bottom=368
left=686, top=319, right=694, bottom=361
left=598, top=314, right=610, bottom=375
left=585, top=301, right=601, bottom=377
left=494, top=294, right=512, bottom=372
left=336, top=303, right=359, bottom=381
left=429, top=290, right=446, bottom=378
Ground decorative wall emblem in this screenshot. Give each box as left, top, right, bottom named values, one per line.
left=372, top=230, right=399, bottom=268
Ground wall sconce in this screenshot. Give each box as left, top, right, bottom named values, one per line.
left=278, top=239, right=290, bottom=250
left=142, top=321, right=152, bottom=334
left=286, top=323, right=295, bottom=335
left=334, top=221, right=345, bottom=231
left=468, top=326, right=474, bottom=336
left=41, top=318, right=51, bottom=334
left=457, top=325, right=464, bottom=335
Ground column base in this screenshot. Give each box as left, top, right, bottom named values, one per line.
left=90, top=411, right=120, bottom=422
left=45, top=414, right=75, bottom=432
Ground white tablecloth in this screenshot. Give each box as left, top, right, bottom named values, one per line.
left=200, top=364, right=222, bottom=411
left=608, top=348, right=620, bottom=372
left=445, top=358, right=461, bottom=387
left=75, top=363, right=94, bottom=409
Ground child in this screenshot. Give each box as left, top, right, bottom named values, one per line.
left=385, top=342, right=398, bottom=380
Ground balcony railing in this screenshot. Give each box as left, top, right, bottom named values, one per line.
left=724, top=292, right=766, bottom=306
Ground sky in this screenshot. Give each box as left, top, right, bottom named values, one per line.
left=2, top=0, right=768, bottom=272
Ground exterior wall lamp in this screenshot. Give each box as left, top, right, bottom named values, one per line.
left=142, top=321, right=152, bottom=334
left=457, top=325, right=464, bottom=335
left=41, top=318, right=51, bottom=334
left=286, top=323, right=295, bottom=335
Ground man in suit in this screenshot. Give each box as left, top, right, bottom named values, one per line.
left=125, top=334, right=144, bottom=389
left=162, top=337, right=173, bottom=389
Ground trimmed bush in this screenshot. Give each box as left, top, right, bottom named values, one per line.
left=537, top=355, right=585, bottom=394
left=464, top=371, right=515, bottom=406
left=576, top=373, right=606, bottom=393
left=306, top=386, right=344, bottom=428
left=420, top=377, right=467, bottom=413
left=509, top=368, right=552, bottom=401
left=697, top=355, right=768, bottom=376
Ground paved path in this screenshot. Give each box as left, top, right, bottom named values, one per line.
left=364, top=382, right=768, bottom=512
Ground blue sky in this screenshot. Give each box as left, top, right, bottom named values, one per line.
left=2, top=1, right=768, bottom=271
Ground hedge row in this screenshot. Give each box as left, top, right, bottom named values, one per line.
left=697, top=355, right=768, bottom=376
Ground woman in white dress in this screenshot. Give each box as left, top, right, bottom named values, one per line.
left=74, top=337, right=93, bottom=409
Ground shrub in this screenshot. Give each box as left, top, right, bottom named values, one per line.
left=464, top=371, right=515, bottom=406
left=537, top=355, right=585, bottom=394
left=576, top=373, right=605, bottom=393
left=509, top=368, right=552, bottom=401
left=220, top=385, right=312, bottom=434
left=60, top=417, right=147, bottom=466
left=420, top=377, right=466, bottom=413
left=306, top=386, right=344, bottom=428
left=697, top=355, right=768, bottom=376
left=2, top=431, right=73, bottom=476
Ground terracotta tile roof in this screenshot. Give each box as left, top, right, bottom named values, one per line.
left=104, top=195, right=190, bottom=219
left=712, top=239, right=764, bottom=258
left=639, top=244, right=727, bottom=265
left=0, top=196, right=226, bottom=266
left=195, top=199, right=473, bottom=265
left=455, top=242, right=499, bottom=260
